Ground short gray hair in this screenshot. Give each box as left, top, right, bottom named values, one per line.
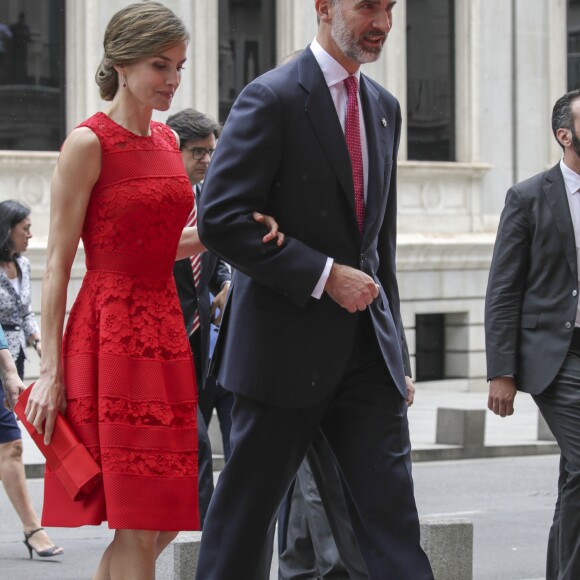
left=166, top=108, right=220, bottom=147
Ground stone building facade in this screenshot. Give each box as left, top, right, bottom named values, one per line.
left=0, top=0, right=572, bottom=388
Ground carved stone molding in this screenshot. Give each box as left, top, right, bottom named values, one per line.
left=0, top=152, right=58, bottom=238
left=397, top=233, right=495, bottom=272
left=397, top=161, right=491, bottom=233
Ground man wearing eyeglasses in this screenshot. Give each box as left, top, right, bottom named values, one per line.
left=167, top=108, right=232, bottom=528
left=182, top=141, right=217, bottom=187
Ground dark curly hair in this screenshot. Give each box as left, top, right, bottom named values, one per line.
left=552, top=89, right=580, bottom=150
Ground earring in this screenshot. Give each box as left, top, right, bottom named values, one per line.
left=122, top=72, right=127, bottom=88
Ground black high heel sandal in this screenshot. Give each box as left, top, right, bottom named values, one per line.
left=23, top=527, right=64, bottom=559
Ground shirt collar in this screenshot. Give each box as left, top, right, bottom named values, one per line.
left=560, top=159, right=580, bottom=196
left=310, top=38, right=361, bottom=89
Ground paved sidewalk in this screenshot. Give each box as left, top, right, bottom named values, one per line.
left=1, top=387, right=558, bottom=579
left=408, top=386, right=559, bottom=460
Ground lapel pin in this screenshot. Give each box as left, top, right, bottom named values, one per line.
left=380, top=117, right=387, bottom=127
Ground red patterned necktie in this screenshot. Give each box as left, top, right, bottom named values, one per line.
left=344, top=75, right=365, bottom=234
left=185, top=189, right=201, bottom=334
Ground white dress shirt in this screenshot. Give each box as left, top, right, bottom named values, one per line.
left=309, top=38, right=369, bottom=299
left=560, top=159, right=580, bottom=327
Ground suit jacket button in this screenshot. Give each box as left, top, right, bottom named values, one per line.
left=574, top=290, right=578, bottom=297
left=566, top=322, right=572, bottom=329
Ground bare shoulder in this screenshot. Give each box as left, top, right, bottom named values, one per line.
left=60, top=126, right=101, bottom=156
left=56, top=126, right=101, bottom=184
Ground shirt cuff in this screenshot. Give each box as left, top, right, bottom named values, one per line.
left=311, top=258, right=334, bottom=299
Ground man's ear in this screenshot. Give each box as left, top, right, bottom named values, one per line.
left=557, top=127, right=572, bottom=149
left=315, top=0, right=332, bottom=24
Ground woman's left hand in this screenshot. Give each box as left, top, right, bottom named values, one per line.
left=252, top=212, right=285, bottom=247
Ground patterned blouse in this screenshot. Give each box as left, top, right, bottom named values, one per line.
left=0, top=255, right=40, bottom=360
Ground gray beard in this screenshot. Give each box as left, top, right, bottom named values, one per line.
left=330, top=10, right=384, bottom=65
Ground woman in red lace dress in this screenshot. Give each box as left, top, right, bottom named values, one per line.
left=13, top=3, right=280, bottom=579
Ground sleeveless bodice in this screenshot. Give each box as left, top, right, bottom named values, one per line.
left=42, top=112, right=199, bottom=532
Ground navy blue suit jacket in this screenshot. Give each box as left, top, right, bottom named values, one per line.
left=199, top=47, right=407, bottom=407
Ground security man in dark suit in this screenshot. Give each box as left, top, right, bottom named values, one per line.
left=486, top=89, right=580, bottom=580
left=167, top=109, right=231, bottom=527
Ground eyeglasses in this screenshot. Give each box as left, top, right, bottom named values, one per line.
left=184, top=147, right=215, bottom=160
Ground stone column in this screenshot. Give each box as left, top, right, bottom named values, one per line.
left=547, top=0, right=567, bottom=166
left=276, top=0, right=318, bottom=60
left=65, top=0, right=101, bottom=131
left=172, top=0, right=219, bottom=121
left=362, top=0, right=407, bottom=159
left=514, top=0, right=558, bottom=183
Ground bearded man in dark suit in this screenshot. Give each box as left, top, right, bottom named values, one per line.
left=167, top=109, right=232, bottom=527
left=195, top=2, right=433, bottom=579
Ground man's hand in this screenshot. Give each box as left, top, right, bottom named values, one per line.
left=324, top=263, right=379, bottom=313
left=488, top=376, right=517, bottom=417
left=211, top=282, right=230, bottom=326
left=405, top=376, right=415, bottom=406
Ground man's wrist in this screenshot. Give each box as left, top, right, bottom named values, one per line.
left=312, top=258, right=333, bottom=299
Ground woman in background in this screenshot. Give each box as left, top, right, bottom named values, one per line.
left=0, top=200, right=62, bottom=558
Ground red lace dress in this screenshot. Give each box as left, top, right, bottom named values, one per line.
left=42, top=112, right=199, bottom=531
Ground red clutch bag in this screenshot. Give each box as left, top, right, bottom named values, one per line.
left=14, top=384, right=102, bottom=501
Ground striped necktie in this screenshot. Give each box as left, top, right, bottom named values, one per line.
left=185, top=187, right=201, bottom=334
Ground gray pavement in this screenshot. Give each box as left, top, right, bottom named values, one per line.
left=1, top=387, right=560, bottom=579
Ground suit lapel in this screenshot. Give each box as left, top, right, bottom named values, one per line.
left=194, top=182, right=209, bottom=288
left=359, top=74, right=389, bottom=241
left=299, top=50, right=356, bottom=218
left=180, top=183, right=196, bottom=289
left=299, top=51, right=391, bottom=243
left=543, top=164, right=578, bottom=281
left=181, top=258, right=195, bottom=287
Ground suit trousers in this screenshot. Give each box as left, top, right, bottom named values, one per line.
left=195, top=312, right=433, bottom=580
left=278, top=431, right=367, bottom=579
left=191, top=324, right=234, bottom=461
left=533, top=350, right=580, bottom=580
left=190, top=330, right=215, bottom=528
left=197, top=406, right=214, bottom=529
left=199, top=374, right=234, bottom=462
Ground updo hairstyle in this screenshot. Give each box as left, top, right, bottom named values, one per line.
left=95, top=2, right=189, bottom=101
